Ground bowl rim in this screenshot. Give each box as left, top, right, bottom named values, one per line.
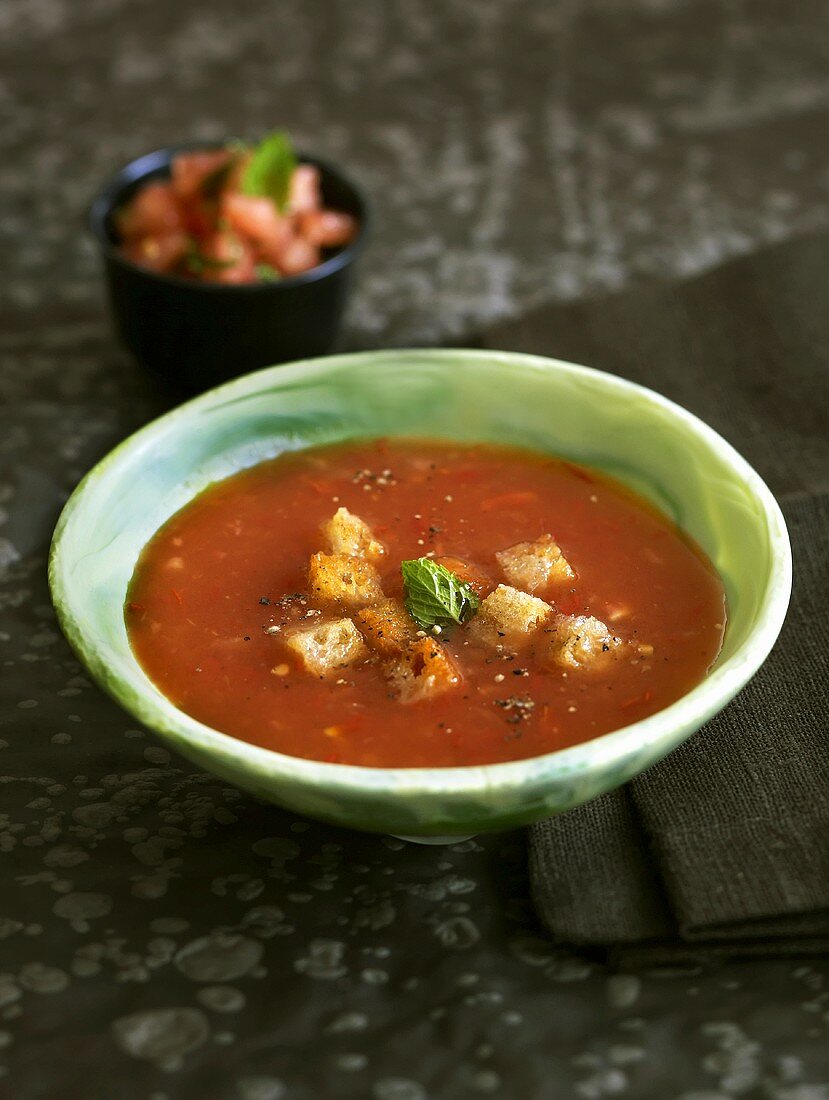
left=87, top=139, right=371, bottom=293
left=48, top=348, right=792, bottom=796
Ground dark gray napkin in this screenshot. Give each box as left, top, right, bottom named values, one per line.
left=478, top=233, right=829, bottom=961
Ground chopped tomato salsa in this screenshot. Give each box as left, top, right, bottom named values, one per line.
left=116, top=131, right=357, bottom=283
left=126, top=439, right=726, bottom=768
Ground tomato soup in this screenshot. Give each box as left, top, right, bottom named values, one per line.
left=126, top=439, right=726, bottom=767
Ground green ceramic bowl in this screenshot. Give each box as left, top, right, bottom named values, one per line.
left=48, top=349, right=791, bottom=837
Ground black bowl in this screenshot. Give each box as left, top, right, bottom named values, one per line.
left=89, top=142, right=370, bottom=391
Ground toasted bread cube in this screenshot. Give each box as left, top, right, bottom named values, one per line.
left=466, top=584, right=552, bottom=647
left=308, top=552, right=383, bottom=608
left=495, top=534, right=574, bottom=593
left=385, top=638, right=460, bottom=704
left=355, top=598, right=417, bottom=657
left=321, top=507, right=385, bottom=560
left=284, top=618, right=367, bottom=676
left=546, top=613, right=623, bottom=671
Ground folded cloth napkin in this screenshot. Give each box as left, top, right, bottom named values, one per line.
left=477, top=232, right=829, bottom=961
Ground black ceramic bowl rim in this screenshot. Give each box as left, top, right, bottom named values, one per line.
left=88, top=140, right=371, bottom=293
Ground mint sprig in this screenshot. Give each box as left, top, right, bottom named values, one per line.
left=240, top=131, right=297, bottom=213
left=183, top=238, right=236, bottom=275
left=401, top=558, right=480, bottom=632
left=254, top=262, right=281, bottom=281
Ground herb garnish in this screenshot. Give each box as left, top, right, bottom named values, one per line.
left=254, top=263, right=281, bottom=281
left=241, top=131, right=297, bottom=213
left=401, top=558, right=480, bottom=632
left=183, top=237, right=236, bottom=275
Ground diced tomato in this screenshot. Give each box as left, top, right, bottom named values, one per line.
left=180, top=197, right=218, bottom=241
left=432, top=556, right=494, bottom=598
left=221, top=193, right=290, bottom=258
left=171, top=150, right=233, bottom=200
left=123, top=230, right=189, bottom=272
left=287, top=164, right=321, bottom=213
left=117, top=183, right=183, bottom=240
left=555, top=591, right=582, bottom=616
left=299, top=209, right=357, bottom=248
left=620, top=690, right=654, bottom=711
left=199, top=231, right=256, bottom=284
left=276, top=234, right=320, bottom=276
left=480, top=491, right=538, bottom=512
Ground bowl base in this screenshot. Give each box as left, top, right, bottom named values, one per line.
left=391, top=834, right=476, bottom=846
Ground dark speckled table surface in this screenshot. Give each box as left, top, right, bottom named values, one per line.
left=2, top=1, right=829, bottom=1097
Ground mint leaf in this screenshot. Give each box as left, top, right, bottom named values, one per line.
left=183, top=238, right=236, bottom=275
left=255, top=262, right=281, bottom=281
left=240, top=131, right=297, bottom=212
left=401, top=558, right=480, bottom=632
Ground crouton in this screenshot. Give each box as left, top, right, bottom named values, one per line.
left=545, top=613, right=623, bottom=671
left=355, top=598, right=417, bottom=657
left=308, top=552, right=383, bottom=608
left=321, top=506, right=385, bottom=560
left=466, top=584, right=552, bottom=648
left=495, top=534, right=574, bottom=593
left=385, top=638, right=460, bottom=704
left=284, top=618, right=367, bottom=676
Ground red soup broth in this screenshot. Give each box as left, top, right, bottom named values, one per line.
left=126, top=438, right=726, bottom=767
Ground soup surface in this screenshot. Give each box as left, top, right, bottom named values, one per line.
left=127, top=439, right=726, bottom=767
